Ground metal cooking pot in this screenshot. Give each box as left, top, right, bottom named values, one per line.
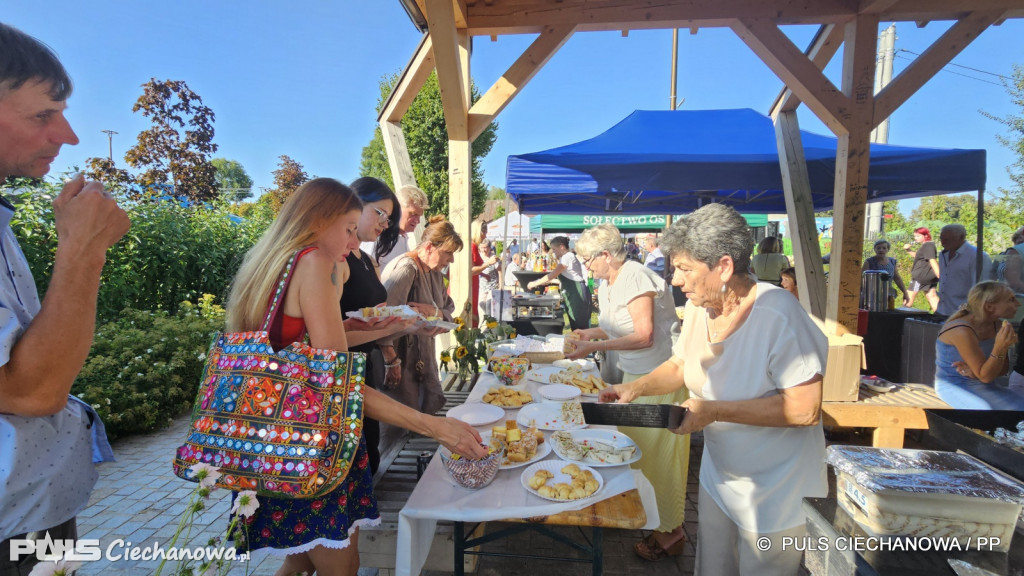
left=860, top=270, right=891, bottom=311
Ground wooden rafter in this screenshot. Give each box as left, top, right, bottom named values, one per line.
left=768, top=23, right=846, bottom=119
left=378, top=35, right=435, bottom=124
left=732, top=18, right=850, bottom=135
left=425, top=0, right=469, bottom=140
left=457, top=0, right=1024, bottom=36
left=873, top=10, right=1005, bottom=127
left=468, top=23, right=576, bottom=141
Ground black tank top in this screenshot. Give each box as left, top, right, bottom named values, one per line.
left=340, top=249, right=389, bottom=355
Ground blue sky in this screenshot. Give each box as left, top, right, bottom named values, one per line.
left=4, top=2, right=1022, bottom=217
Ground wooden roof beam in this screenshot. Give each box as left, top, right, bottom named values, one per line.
left=732, top=18, right=851, bottom=135
left=425, top=0, right=469, bottom=140
left=460, top=0, right=1024, bottom=36
left=768, top=23, right=846, bottom=120
left=453, top=0, right=468, bottom=28
left=873, top=10, right=1004, bottom=128
left=378, top=35, right=435, bottom=124
left=468, top=23, right=576, bottom=141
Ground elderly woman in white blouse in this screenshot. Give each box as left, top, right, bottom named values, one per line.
left=565, top=223, right=687, bottom=561
left=600, top=204, right=828, bottom=576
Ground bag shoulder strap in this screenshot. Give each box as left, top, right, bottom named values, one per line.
left=260, top=247, right=318, bottom=333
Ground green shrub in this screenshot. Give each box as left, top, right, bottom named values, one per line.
left=71, top=295, right=224, bottom=440
left=3, top=176, right=272, bottom=321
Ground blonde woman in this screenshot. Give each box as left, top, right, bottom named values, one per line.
left=750, top=236, right=789, bottom=286
left=934, top=281, right=1024, bottom=410
left=226, top=179, right=484, bottom=576
left=566, top=224, right=686, bottom=560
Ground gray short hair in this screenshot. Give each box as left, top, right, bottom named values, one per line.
left=576, top=224, right=626, bottom=261
left=661, top=203, right=753, bottom=274
left=396, top=185, right=429, bottom=210
left=941, top=223, right=966, bottom=240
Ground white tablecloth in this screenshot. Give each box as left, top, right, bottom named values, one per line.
left=394, top=368, right=659, bottom=576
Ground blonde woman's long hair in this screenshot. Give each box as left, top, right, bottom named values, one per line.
left=226, top=178, right=362, bottom=331
left=946, top=280, right=1011, bottom=323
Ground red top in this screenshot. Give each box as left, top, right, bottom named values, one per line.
left=268, top=247, right=316, bottom=349
left=471, top=242, right=482, bottom=316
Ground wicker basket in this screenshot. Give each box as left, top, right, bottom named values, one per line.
left=519, top=351, right=564, bottom=364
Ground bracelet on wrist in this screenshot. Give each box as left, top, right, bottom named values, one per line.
left=991, top=353, right=1007, bottom=361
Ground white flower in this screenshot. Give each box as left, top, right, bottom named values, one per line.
left=29, top=559, right=82, bottom=576
left=147, top=348, right=153, bottom=353
left=231, top=490, right=260, bottom=517
left=198, top=352, right=206, bottom=360
left=189, top=462, right=223, bottom=488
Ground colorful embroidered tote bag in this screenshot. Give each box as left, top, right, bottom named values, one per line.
left=173, top=249, right=366, bottom=498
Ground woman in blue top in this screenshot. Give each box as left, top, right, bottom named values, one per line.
left=861, top=239, right=910, bottom=306
left=934, top=281, right=1024, bottom=409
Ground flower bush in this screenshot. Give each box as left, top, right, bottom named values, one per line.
left=71, top=295, right=224, bottom=440
left=439, top=308, right=515, bottom=379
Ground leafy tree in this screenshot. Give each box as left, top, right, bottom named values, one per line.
left=489, top=185, right=507, bottom=218
left=123, top=79, right=218, bottom=202
left=360, top=71, right=498, bottom=217
left=259, top=155, right=309, bottom=213
left=83, top=157, right=134, bottom=191
left=982, top=64, right=1024, bottom=209
left=211, top=158, right=254, bottom=201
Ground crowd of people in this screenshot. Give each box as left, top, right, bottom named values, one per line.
left=6, top=20, right=1024, bottom=576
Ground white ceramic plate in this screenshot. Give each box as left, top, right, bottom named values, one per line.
left=537, top=384, right=582, bottom=402
left=480, top=386, right=536, bottom=410
left=480, top=431, right=552, bottom=470
left=552, top=358, right=597, bottom=372
left=520, top=460, right=604, bottom=502
left=550, top=429, right=642, bottom=467
left=447, top=403, right=505, bottom=427
left=345, top=304, right=418, bottom=320
left=517, top=402, right=587, bottom=431
left=526, top=366, right=564, bottom=384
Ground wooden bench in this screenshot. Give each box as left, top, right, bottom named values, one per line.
left=821, top=384, right=949, bottom=448
left=360, top=373, right=485, bottom=574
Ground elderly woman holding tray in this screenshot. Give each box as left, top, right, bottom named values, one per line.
left=600, top=203, right=828, bottom=576
left=380, top=215, right=461, bottom=420
left=564, top=223, right=685, bottom=561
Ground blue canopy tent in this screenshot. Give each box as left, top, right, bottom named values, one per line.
left=505, top=108, right=986, bottom=215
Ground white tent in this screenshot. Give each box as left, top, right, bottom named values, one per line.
left=487, top=211, right=531, bottom=247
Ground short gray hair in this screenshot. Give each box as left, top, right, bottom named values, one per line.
left=941, top=223, right=966, bottom=240
left=396, top=185, right=429, bottom=210
left=661, top=203, right=753, bottom=274
left=576, top=224, right=626, bottom=261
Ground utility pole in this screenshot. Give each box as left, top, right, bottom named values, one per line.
left=666, top=28, right=682, bottom=228
left=101, top=130, right=118, bottom=163
left=865, top=24, right=896, bottom=236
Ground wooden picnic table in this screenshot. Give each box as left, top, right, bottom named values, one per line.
left=821, top=383, right=949, bottom=448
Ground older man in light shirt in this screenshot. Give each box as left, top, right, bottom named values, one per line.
left=937, top=223, right=992, bottom=316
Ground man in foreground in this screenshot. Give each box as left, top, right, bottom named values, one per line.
left=0, top=23, right=129, bottom=574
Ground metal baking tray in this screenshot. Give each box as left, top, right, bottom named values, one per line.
left=925, top=409, right=1024, bottom=480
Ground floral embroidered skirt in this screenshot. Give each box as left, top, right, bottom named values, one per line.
left=236, top=439, right=381, bottom=557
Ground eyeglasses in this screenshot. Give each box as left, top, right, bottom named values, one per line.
left=581, top=254, right=596, bottom=268
left=372, top=207, right=391, bottom=225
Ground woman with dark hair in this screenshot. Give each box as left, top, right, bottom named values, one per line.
left=341, top=177, right=418, bottom=473
left=600, top=203, right=829, bottom=575
left=904, top=227, right=940, bottom=311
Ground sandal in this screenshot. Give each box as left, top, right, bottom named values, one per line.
left=633, top=532, right=686, bottom=561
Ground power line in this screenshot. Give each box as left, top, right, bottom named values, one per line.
left=893, top=53, right=1006, bottom=86
left=895, top=48, right=1012, bottom=83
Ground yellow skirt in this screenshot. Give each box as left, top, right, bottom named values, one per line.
left=620, top=372, right=690, bottom=531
